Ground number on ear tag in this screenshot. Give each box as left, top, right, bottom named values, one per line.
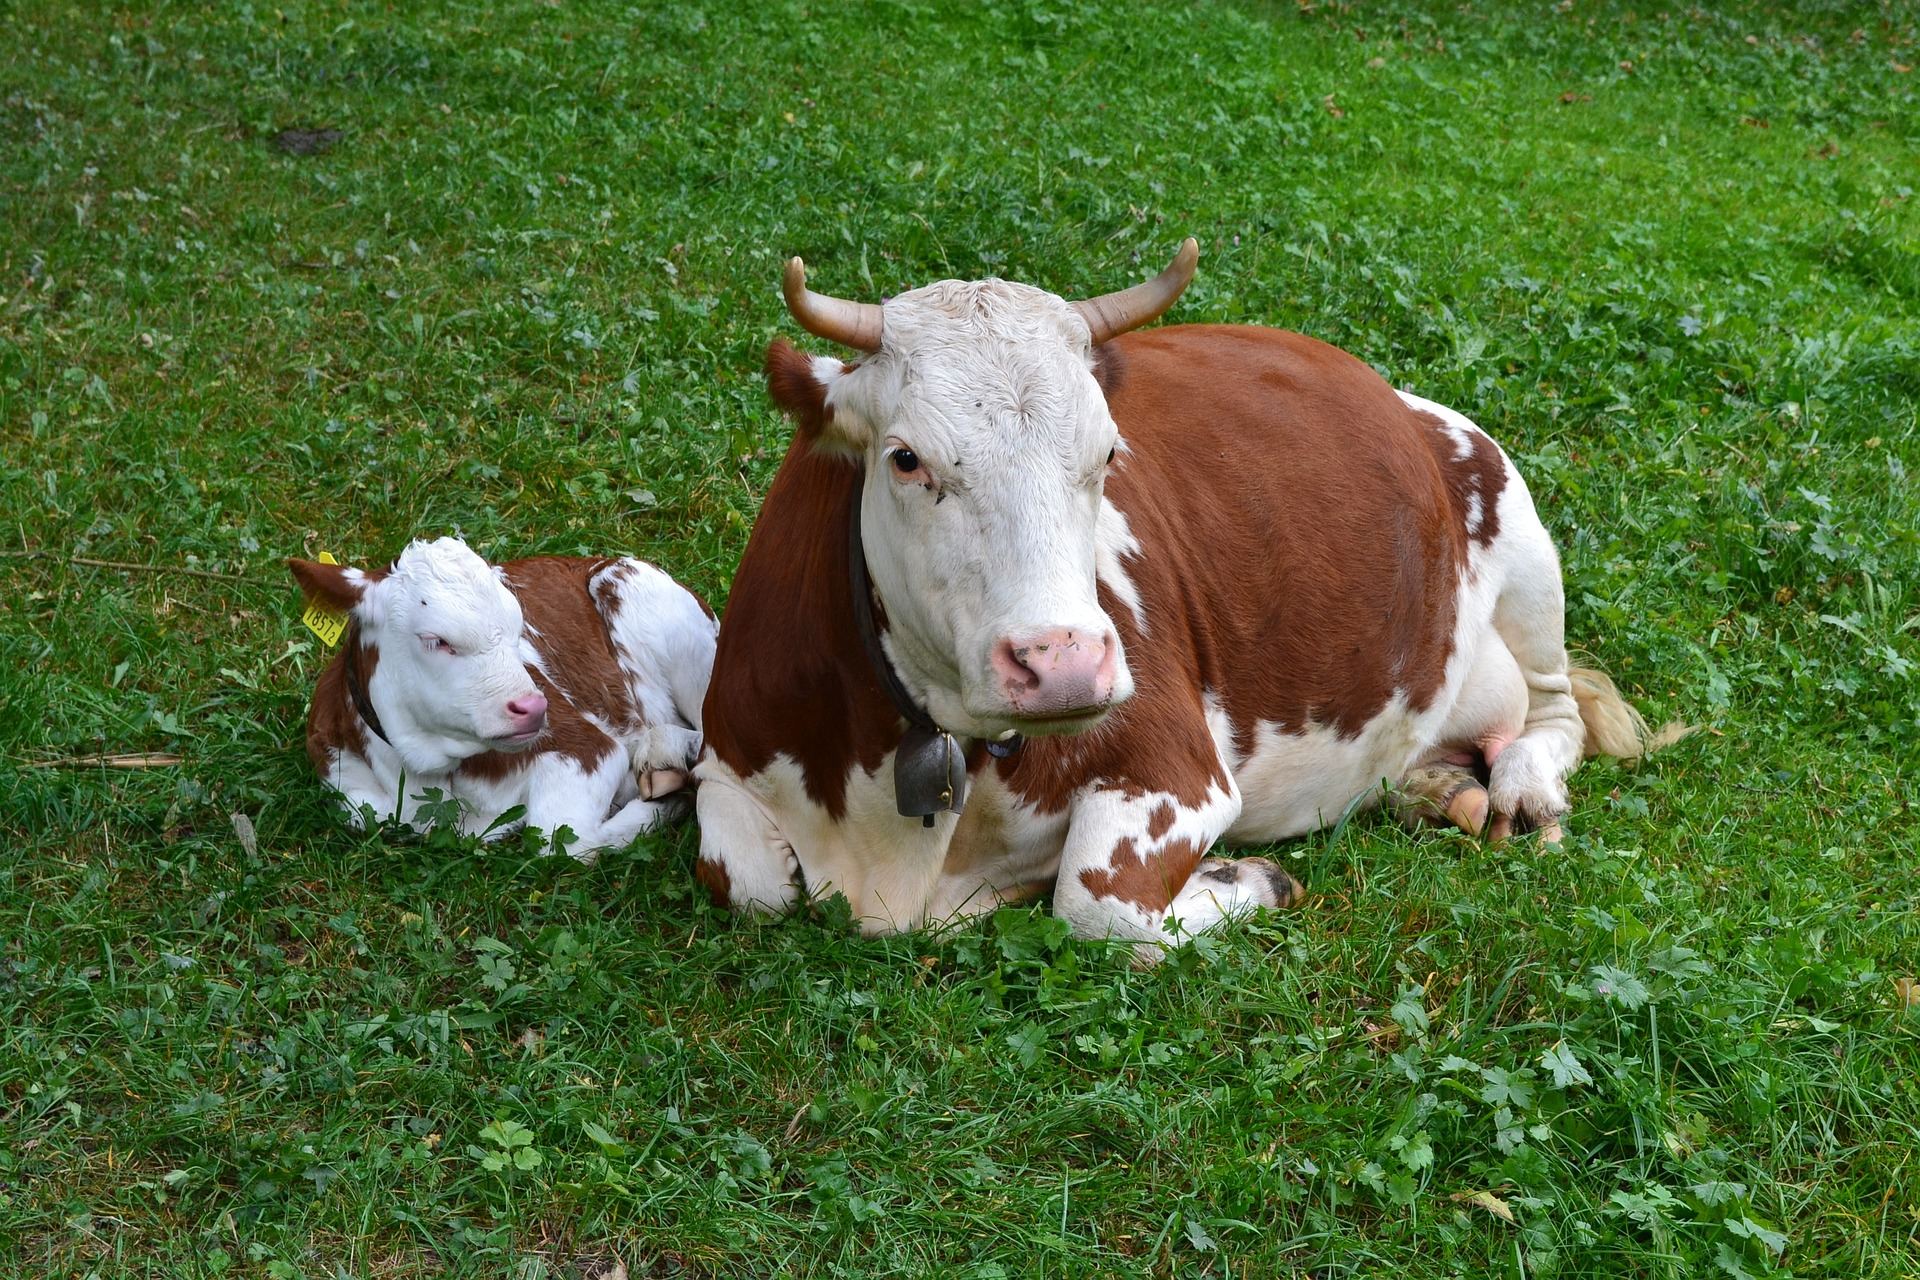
left=300, top=550, right=350, bottom=647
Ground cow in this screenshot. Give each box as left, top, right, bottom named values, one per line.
left=289, top=537, right=717, bottom=861
left=693, top=240, right=1675, bottom=953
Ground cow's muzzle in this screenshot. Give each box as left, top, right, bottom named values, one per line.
left=990, top=627, right=1120, bottom=720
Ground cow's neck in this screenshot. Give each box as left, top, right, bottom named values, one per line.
left=701, top=445, right=914, bottom=823
left=846, top=483, right=977, bottom=826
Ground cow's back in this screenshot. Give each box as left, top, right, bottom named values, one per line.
left=1094, top=325, right=1483, bottom=751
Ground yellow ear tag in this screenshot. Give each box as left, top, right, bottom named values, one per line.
left=301, top=551, right=350, bottom=648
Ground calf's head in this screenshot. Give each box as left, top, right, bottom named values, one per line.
left=766, top=240, right=1197, bottom=741
left=289, top=537, right=547, bottom=772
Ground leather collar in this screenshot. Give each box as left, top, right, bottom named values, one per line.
left=846, top=484, right=1020, bottom=826
left=342, top=621, right=390, bottom=747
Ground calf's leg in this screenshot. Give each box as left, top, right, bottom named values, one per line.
left=522, top=746, right=680, bottom=864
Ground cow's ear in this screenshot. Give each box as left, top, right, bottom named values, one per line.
left=1091, top=341, right=1127, bottom=399
left=287, top=557, right=376, bottom=615
left=765, top=338, right=864, bottom=456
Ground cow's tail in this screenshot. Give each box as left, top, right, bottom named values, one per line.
left=1568, top=665, right=1694, bottom=761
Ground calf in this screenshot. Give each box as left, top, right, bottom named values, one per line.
left=290, top=537, right=716, bottom=861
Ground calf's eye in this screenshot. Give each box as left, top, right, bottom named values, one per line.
left=1106, top=447, right=1116, bottom=466
left=891, top=448, right=920, bottom=475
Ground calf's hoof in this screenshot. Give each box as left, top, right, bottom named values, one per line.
left=638, top=767, right=690, bottom=800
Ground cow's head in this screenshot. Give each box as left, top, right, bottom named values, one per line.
left=765, top=241, right=1197, bottom=741
left=288, top=537, right=548, bottom=772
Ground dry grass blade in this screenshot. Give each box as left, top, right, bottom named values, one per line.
left=26, top=753, right=185, bottom=769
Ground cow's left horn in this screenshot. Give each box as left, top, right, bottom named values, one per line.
left=1072, top=237, right=1199, bottom=345
left=783, top=257, right=884, bottom=352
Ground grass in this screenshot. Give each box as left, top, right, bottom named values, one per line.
left=2, top=0, right=1918, bottom=1275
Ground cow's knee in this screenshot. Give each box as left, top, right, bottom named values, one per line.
left=693, top=776, right=802, bottom=914
left=1486, top=737, right=1571, bottom=843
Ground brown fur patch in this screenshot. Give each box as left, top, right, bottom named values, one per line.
left=1085, top=325, right=1467, bottom=755
left=466, top=557, right=639, bottom=779
left=1408, top=408, right=1509, bottom=548
left=694, top=857, right=732, bottom=908
left=288, top=557, right=383, bottom=612
left=700, top=438, right=901, bottom=820
left=1090, top=340, right=1127, bottom=398
left=306, top=639, right=373, bottom=773
left=1078, top=834, right=1206, bottom=913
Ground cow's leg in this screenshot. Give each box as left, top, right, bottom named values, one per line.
left=1051, top=766, right=1301, bottom=957
left=1403, top=629, right=1529, bottom=838
left=690, top=764, right=803, bottom=915
left=1482, top=514, right=1586, bottom=844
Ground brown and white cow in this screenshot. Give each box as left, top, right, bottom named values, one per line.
left=693, top=241, right=1664, bottom=950
left=291, top=537, right=717, bottom=861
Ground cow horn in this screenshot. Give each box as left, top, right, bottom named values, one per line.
left=1072, top=237, right=1200, bottom=345
left=783, top=257, right=884, bottom=351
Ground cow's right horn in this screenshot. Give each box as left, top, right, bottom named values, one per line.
left=783, top=257, right=884, bottom=351
left=1073, top=238, right=1199, bottom=345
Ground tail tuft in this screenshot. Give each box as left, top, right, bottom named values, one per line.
left=1569, top=666, right=1694, bottom=761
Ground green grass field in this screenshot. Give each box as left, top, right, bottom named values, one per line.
left=4, top=1, right=1918, bottom=1275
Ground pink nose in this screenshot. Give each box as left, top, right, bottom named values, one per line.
left=506, top=692, right=548, bottom=735
left=991, top=628, right=1117, bottom=717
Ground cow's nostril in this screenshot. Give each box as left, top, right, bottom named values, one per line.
left=992, top=639, right=1044, bottom=692
left=507, top=693, right=548, bottom=721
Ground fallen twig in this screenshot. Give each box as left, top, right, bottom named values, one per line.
left=24, top=753, right=184, bottom=769
left=1, top=549, right=252, bottom=583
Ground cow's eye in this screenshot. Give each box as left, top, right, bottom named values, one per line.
left=1106, top=447, right=1116, bottom=466
left=423, top=635, right=456, bottom=655
left=891, top=448, right=920, bottom=475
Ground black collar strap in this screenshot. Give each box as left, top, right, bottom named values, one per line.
left=846, top=484, right=1020, bottom=827
left=343, top=620, right=390, bottom=747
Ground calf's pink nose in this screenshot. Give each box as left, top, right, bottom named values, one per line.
left=507, top=692, right=548, bottom=733
left=991, top=628, right=1116, bottom=717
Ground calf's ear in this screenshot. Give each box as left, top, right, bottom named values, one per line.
left=765, top=338, right=865, bottom=457
left=287, top=558, right=373, bottom=614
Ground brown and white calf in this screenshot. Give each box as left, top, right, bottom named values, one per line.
left=693, top=241, right=1668, bottom=950
left=291, top=537, right=717, bottom=860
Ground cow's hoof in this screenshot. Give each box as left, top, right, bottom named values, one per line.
left=1196, top=855, right=1303, bottom=909
left=1393, top=764, right=1490, bottom=837
left=1246, top=857, right=1304, bottom=908
left=1486, top=809, right=1565, bottom=845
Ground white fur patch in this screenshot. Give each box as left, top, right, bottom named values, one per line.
left=1095, top=493, right=1147, bottom=633
left=1397, top=389, right=1481, bottom=461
